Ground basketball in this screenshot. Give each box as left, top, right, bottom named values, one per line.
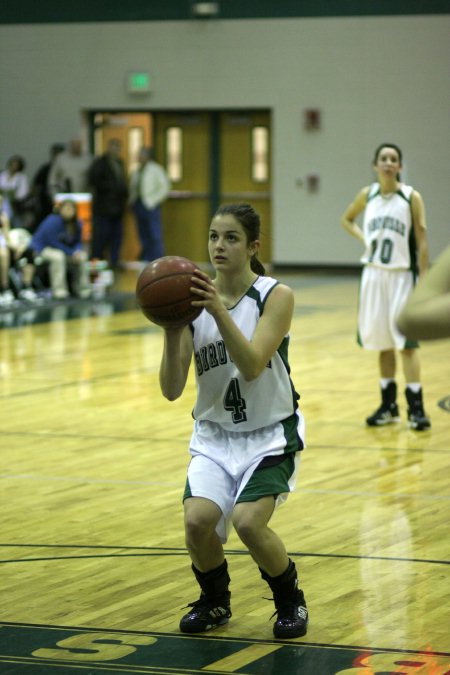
left=136, top=256, right=203, bottom=328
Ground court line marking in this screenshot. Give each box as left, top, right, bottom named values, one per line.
left=0, top=656, right=179, bottom=675
left=2, top=430, right=447, bottom=455
left=1, top=620, right=449, bottom=657
left=0, top=474, right=180, bottom=486
left=0, top=472, right=448, bottom=501
left=1, top=431, right=187, bottom=442
left=0, top=368, right=157, bottom=400
left=0, top=544, right=448, bottom=566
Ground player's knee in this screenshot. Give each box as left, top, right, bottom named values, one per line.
left=233, top=516, right=259, bottom=547
left=184, top=511, right=216, bottom=541
left=50, top=248, right=65, bottom=262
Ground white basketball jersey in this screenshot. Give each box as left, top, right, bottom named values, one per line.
left=361, top=183, right=417, bottom=271
left=191, top=276, right=300, bottom=432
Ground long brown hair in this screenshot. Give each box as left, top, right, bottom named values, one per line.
left=373, top=143, right=403, bottom=181
left=214, top=202, right=266, bottom=275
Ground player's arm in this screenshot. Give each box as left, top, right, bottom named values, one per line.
left=217, top=284, right=294, bottom=381
left=397, top=244, right=450, bottom=340
left=340, top=187, right=369, bottom=244
left=242, top=284, right=295, bottom=379
left=411, top=190, right=429, bottom=277
left=159, top=326, right=193, bottom=400
left=192, top=272, right=294, bottom=381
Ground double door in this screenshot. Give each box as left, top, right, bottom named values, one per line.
left=91, top=110, right=271, bottom=264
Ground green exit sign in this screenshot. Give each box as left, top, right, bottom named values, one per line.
left=127, top=72, right=151, bottom=94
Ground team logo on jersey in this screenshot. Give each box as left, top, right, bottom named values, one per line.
left=194, top=339, right=272, bottom=378
left=368, top=216, right=405, bottom=236
left=195, top=339, right=228, bottom=375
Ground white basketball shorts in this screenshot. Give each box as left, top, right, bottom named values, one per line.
left=184, top=415, right=304, bottom=543
left=358, top=265, right=418, bottom=350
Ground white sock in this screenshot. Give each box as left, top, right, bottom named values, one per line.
left=380, top=378, right=395, bottom=389
left=406, top=382, right=421, bottom=393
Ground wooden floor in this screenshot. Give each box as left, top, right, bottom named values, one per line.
left=1, top=269, right=449, bottom=675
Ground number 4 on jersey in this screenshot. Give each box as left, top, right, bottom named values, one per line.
left=224, top=378, right=247, bottom=424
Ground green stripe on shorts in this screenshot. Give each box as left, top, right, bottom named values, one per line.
left=183, top=479, right=192, bottom=502
left=236, top=453, right=296, bottom=503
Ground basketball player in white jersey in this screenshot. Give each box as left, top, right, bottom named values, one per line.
left=159, top=203, right=308, bottom=638
left=341, top=143, right=430, bottom=430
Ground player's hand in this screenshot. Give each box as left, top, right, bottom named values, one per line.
left=190, top=270, right=225, bottom=316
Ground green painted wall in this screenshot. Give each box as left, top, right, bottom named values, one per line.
left=2, top=0, right=449, bottom=24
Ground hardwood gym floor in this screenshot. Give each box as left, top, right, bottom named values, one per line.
left=1, top=269, right=449, bottom=674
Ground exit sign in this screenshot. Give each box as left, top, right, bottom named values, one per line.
left=127, top=72, right=151, bottom=94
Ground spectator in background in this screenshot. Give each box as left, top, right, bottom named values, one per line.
left=30, top=198, right=91, bottom=300
left=48, top=137, right=92, bottom=196
left=0, top=195, right=38, bottom=305
left=0, top=195, right=15, bottom=306
left=129, top=147, right=170, bottom=263
left=31, top=143, right=65, bottom=227
left=88, top=138, right=128, bottom=268
left=8, top=227, right=40, bottom=303
left=0, top=155, right=31, bottom=229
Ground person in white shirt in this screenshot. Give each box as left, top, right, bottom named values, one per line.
left=129, top=147, right=170, bottom=262
left=0, top=155, right=30, bottom=229
left=48, top=138, right=92, bottom=196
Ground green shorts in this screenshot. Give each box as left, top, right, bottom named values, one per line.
left=183, top=452, right=297, bottom=504
left=236, top=453, right=296, bottom=503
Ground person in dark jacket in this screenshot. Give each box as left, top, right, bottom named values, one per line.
left=31, top=143, right=65, bottom=228
left=88, top=139, right=128, bottom=268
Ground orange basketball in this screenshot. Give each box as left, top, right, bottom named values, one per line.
left=136, top=256, right=203, bottom=328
